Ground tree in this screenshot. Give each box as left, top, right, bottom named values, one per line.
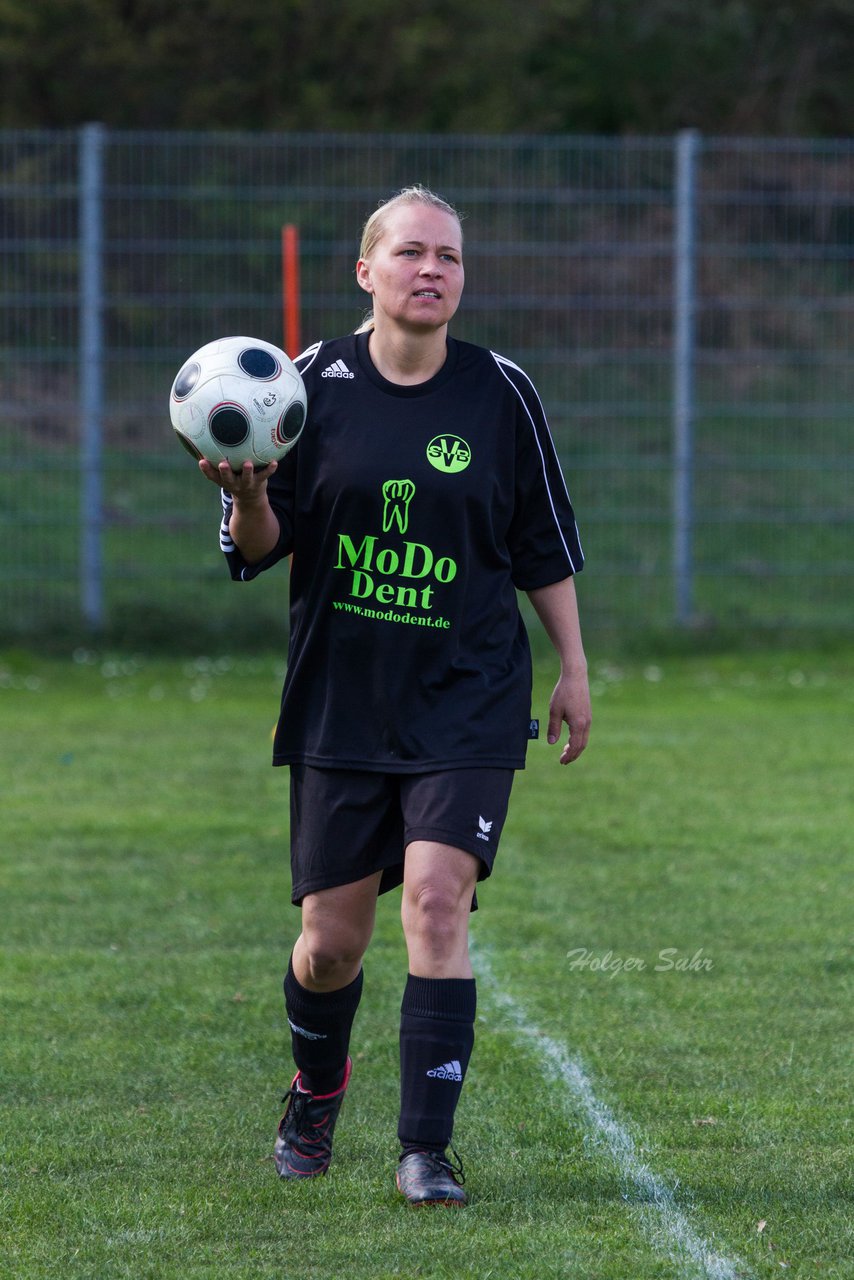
left=2, top=0, right=854, bottom=133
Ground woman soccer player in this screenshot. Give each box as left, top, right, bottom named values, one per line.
left=201, top=185, right=591, bottom=1206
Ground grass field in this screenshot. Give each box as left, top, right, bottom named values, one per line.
left=2, top=646, right=852, bottom=1279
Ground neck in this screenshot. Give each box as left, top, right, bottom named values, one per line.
left=367, top=323, right=448, bottom=385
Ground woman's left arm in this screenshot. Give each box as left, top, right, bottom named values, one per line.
left=526, top=576, right=591, bottom=765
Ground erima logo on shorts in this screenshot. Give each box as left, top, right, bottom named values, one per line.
left=427, top=1059, right=463, bottom=1081
left=321, top=359, right=355, bottom=379
left=477, top=816, right=493, bottom=841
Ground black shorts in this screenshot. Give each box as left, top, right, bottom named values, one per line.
left=288, top=765, right=515, bottom=906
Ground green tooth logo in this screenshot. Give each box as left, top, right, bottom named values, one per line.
left=382, top=479, right=416, bottom=534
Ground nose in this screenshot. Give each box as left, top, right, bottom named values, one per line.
left=419, top=255, right=443, bottom=276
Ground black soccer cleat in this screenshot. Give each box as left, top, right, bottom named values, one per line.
left=396, top=1147, right=467, bottom=1206
left=273, top=1057, right=352, bottom=1179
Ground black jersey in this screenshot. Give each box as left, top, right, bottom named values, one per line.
left=221, top=332, right=583, bottom=772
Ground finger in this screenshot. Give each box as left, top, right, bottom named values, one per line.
left=236, top=459, right=277, bottom=485
left=560, top=720, right=591, bottom=765
left=547, top=707, right=563, bottom=745
left=199, top=458, right=235, bottom=488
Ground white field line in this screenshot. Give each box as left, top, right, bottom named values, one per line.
left=474, top=944, right=749, bottom=1280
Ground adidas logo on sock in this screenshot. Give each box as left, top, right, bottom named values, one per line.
left=426, top=1059, right=463, bottom=1082
left=287, top=1017, right=328, bottom=1041
left=321, top=358, right=355, bottom=379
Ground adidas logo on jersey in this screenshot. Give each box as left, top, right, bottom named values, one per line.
left=321, top=359, right=355, bottom=379
left=426, top=1059, right=463, bottom=1082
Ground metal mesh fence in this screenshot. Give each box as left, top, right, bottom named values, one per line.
left=1, top=129, right=852, bottom=649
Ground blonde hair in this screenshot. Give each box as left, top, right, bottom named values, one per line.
left=355, top=185, right=463, bottom=334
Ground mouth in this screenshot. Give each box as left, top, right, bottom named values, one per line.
left=413, top=289, right=441, bottom=299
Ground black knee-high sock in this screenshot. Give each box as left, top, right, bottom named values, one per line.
left=284, top=956, right=363, bottom=1095
left=398, top=974, right=476, bottom=1153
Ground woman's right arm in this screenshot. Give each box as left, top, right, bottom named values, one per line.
left=200, top=458, right=282, bottom=565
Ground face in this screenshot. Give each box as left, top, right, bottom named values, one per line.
left=356, top=204, right=464, bottom=334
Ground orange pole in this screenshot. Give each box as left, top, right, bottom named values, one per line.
left=282, top=224, right=301, bottom=359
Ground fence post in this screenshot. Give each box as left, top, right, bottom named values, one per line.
left=672, top=128, right=700, bottom=627
left=79, top=122, right=106, bottom=633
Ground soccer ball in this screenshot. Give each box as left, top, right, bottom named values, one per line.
left=169, top=335, right=307, bottom=469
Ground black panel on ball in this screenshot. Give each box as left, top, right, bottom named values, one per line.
left=238, top=348, right=279, bottom=379
left=174, top=361, right=201, bottom=399
left=281, top=401, right=306, bottom=439
left=210, top=406, right=250, bottom=445
left=176, top=431, right=203, bottom=460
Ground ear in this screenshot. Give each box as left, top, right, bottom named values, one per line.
left=356, top=258, right=373, bottom=295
